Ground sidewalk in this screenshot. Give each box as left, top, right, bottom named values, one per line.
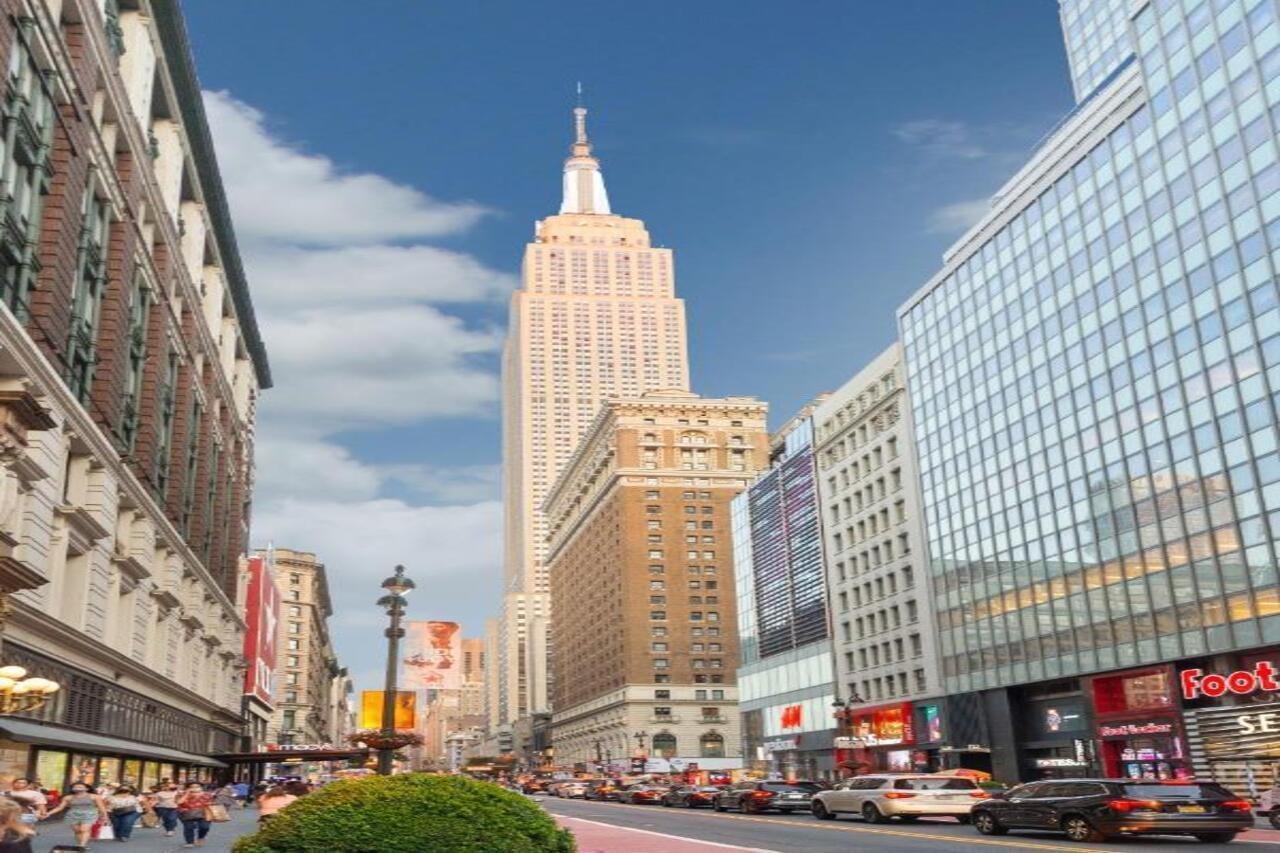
left=36, top=807, right=260, bottom=853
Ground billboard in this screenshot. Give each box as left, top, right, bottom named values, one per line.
left=402, top=621, right=461, bottom=690
left=241, top=555, right=280, bottom=706
left=359, top=690, right=416, bottom=730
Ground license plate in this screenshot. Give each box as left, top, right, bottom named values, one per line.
left=1177, top=805, right=1206, bottom=814
left=785, top=794, right=805, bottom=799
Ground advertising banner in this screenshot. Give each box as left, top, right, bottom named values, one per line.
left=402, top=621, right=462, bottom=690
left=241, top=555, right=280, bottom=707
left=359, top=690, right=416, bottom=730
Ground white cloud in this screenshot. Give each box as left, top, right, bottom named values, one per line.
left=206, top=90, right=510, bottom=684
left=927, top=197, right=991, bottom=233
left=205, top=91, right=487, bottom=245
left=892, top=119, right=988, bottom=160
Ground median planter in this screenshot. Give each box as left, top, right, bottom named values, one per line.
left=232, top=774, right=575, bottom=853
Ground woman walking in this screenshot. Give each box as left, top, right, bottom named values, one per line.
left=44, top=782, right=107, bottom=848
left=146, top=782, right=180, bottom=836
left=105, top=785, right=142, bottom=842
left=254, top=786, right=295, bottom=825
left=175, top=782, right=214, bottom=848
left=0, top=800, right=34, bottom=853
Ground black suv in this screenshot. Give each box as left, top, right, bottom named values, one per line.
left=713, top=780, right=820, bottom=814
left=970, top=779, right=1253, bottom=843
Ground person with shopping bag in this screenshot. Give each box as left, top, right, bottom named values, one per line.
left=43, top=782, right=107, bottom=847
left=105, top=785, right=143, bottom=842
left=175, top=783, right=216, bottom=848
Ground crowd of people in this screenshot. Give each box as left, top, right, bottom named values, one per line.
left=0, top=775, right=317, bottom=849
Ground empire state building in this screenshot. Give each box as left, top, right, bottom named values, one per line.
left=497, top=103, right=690, bottom=724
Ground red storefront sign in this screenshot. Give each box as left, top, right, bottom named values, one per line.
left=1180, top=661, right=1280, bottom=699
left=1097, top=721, right=1174, bottom=738
left=780, top=704, right=803, bottom=730
left=846, top=702, right=914, bottom=747
left=242, top=555, right=280, bottom=707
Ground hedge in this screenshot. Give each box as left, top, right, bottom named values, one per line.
left=232, top=774, right=575, bottom=853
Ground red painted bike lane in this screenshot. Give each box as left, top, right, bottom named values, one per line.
left=557, top=814, right=779, bottom=852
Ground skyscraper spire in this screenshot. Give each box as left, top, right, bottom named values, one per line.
left=560, top=85, right=611, bottom=215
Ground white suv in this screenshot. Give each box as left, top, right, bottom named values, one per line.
left=811, top=774, right=987, bottom=823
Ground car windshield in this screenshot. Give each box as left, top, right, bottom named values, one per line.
left=1122, top=783, right=1233, bottom=800
left=763, top=782, right=820, bottom=793
left=894, top=778, right=979, bottom=790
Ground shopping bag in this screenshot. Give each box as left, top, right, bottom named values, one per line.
left=204, top=803, right=230, bottom=823
left=96, top=820, right=115, bottom=840
left=140, top=810, right=160, bottom=828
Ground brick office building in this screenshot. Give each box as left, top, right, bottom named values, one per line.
left=0, top=0, right=269, bottom=790
left=546, top=391, right=767, bottom=773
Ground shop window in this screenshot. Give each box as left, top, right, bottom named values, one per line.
left=651, top=733, right=677, bottom=758
left=1093, top=669, right=1173, bottom=713
left=699, top=732, right=725, bottom=758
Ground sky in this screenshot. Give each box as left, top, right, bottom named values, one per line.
left=182, top=0, right=1076, bottom=691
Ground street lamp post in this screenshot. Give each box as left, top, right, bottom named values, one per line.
left=376, top=565, right=415, bottom=775
left=593, top=739, right=603, bottom=771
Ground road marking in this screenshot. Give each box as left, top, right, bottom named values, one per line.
left=558, top=815, right=782, bottom=851
left=550, top=799, right=1121, bottom=845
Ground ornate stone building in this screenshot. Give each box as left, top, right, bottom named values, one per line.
left=546, top=391, right=767, bottom=772
left=265, top=549, right=337, bottom=746
left=0, top=0, right=268, bottom=790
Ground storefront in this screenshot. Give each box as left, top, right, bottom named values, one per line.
left=1086, top=666, right=1190, bottom=780
left=0, top=719, right=224, bottom=793
left=759, top=730, right=838, bottom=782
left=835, top=702, right=915, bottom=774
left=1015, top=686, right=1097, bottom=780
left=1178, top=647, right=1280, bottom=800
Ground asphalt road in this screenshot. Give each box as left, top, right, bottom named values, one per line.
left=540, top=795, right=1280, bottom=852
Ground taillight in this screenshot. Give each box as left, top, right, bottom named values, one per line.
left=1219, top=800, right=1252, bottom=812
left=1106, top=798, right=1161, bottom=813
left=969, top=791, right=990, bottom=799
left=751, top=790, right=775, bottom=800
left=884, top=791, right=918, bottom=799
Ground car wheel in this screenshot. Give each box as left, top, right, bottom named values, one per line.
left=1193, top=832, right=1239, bottom=843
left=683, top=799, right=693, bottom=808
left=862, top=802, right=888, bottom=824
left=662, top=799, right=672, bottom=807
left=742, top=799, right=758, bottom=814
left=972, top=811, right=1007, bottom=836
left=713, top=799, right=726, bottom=812
left=812, top=801, right=835, bottom=821
left=1061, top=814, right=1106, bottom=842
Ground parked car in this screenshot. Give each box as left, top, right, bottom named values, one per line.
left=584, top=780, right=626, bottom=801
left=662, top=785, right=723, bottom=808
left=812, top=774, right=986, bottom=823
left=714, top=780, right=820, bottom=814
left=622, top=784, right=668, bottom=804
left=521, top=780, right=546, bottom=795
left=970, top=779, right=1253, bottom=843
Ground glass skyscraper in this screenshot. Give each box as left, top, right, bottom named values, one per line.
left=899, top=0, right=1280, bottom=786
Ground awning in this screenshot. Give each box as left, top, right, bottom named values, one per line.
left=0, top=717, right=226, bottom=767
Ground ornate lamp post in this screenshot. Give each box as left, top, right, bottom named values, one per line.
left=0, top=666, right=58, bottom=713
left=375, top=565, right=414, bottom=775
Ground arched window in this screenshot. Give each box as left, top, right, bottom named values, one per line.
left=651, top=733, right=677, bottom=758
left=700, top=732, right=725, bottom=758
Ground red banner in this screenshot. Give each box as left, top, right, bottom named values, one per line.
left=242, top=555, right=280, bottom=706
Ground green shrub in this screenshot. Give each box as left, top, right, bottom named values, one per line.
left=232, top=774, right=574, bottom=853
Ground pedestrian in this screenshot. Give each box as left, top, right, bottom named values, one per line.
left=254, top=786, right=295, bottom=825
left=106, top=784, right=143, bottom=842
left=0, top=800, right=34, bottom=853
left=146, top=782, right=180, bottom=836
left=43, top=781, right=107, bottom=848
left=1, top=779, right=44, bottom=827
left=213, top=783, right=236, bottom=811
left=175, top=782, right=214, bottom=848
left=282, top=780, right=310, bottom=797
left=231, top=781, right=249, bottom=808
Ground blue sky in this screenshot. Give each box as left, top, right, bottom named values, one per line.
left=183, top=0, right=1074, bottom=690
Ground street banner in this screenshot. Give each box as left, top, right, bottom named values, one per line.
left=359, top=690, right=416, bottom=730
left=402, top=621, right=462, bottom=690
left=241, top=555, right=279, bottom=707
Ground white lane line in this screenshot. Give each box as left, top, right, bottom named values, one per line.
left=558, top=815, right=783, bottom=852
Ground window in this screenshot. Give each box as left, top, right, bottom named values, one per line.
left=694, top=689, right=707, bottom=700
left=286, top=655, right=299, bottom=667
left=287, top=639, right=300, bottom=650
left=288, top=622, right=300, bottom=634
left=654, top=706, right=672, bottom=718
left=700, top=707, right=719, bottom=719
left=0, top=25, right=54, bottom=320
left=654, top=690, right=670, bottom=699
left=290, top=574, right=301, bottom=585
left=67, top=189, right=111, bottom=403
left=711, top=689, right=724, bottom=700
left=651, top=733, right=678, bottom=758
left=651, top=642, right=668, bottom=652
left=699, top=732, right=725, bottom=758
left=653, top=658, right=669, bottom=668
left=120, top=271, right=150, bottom=450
